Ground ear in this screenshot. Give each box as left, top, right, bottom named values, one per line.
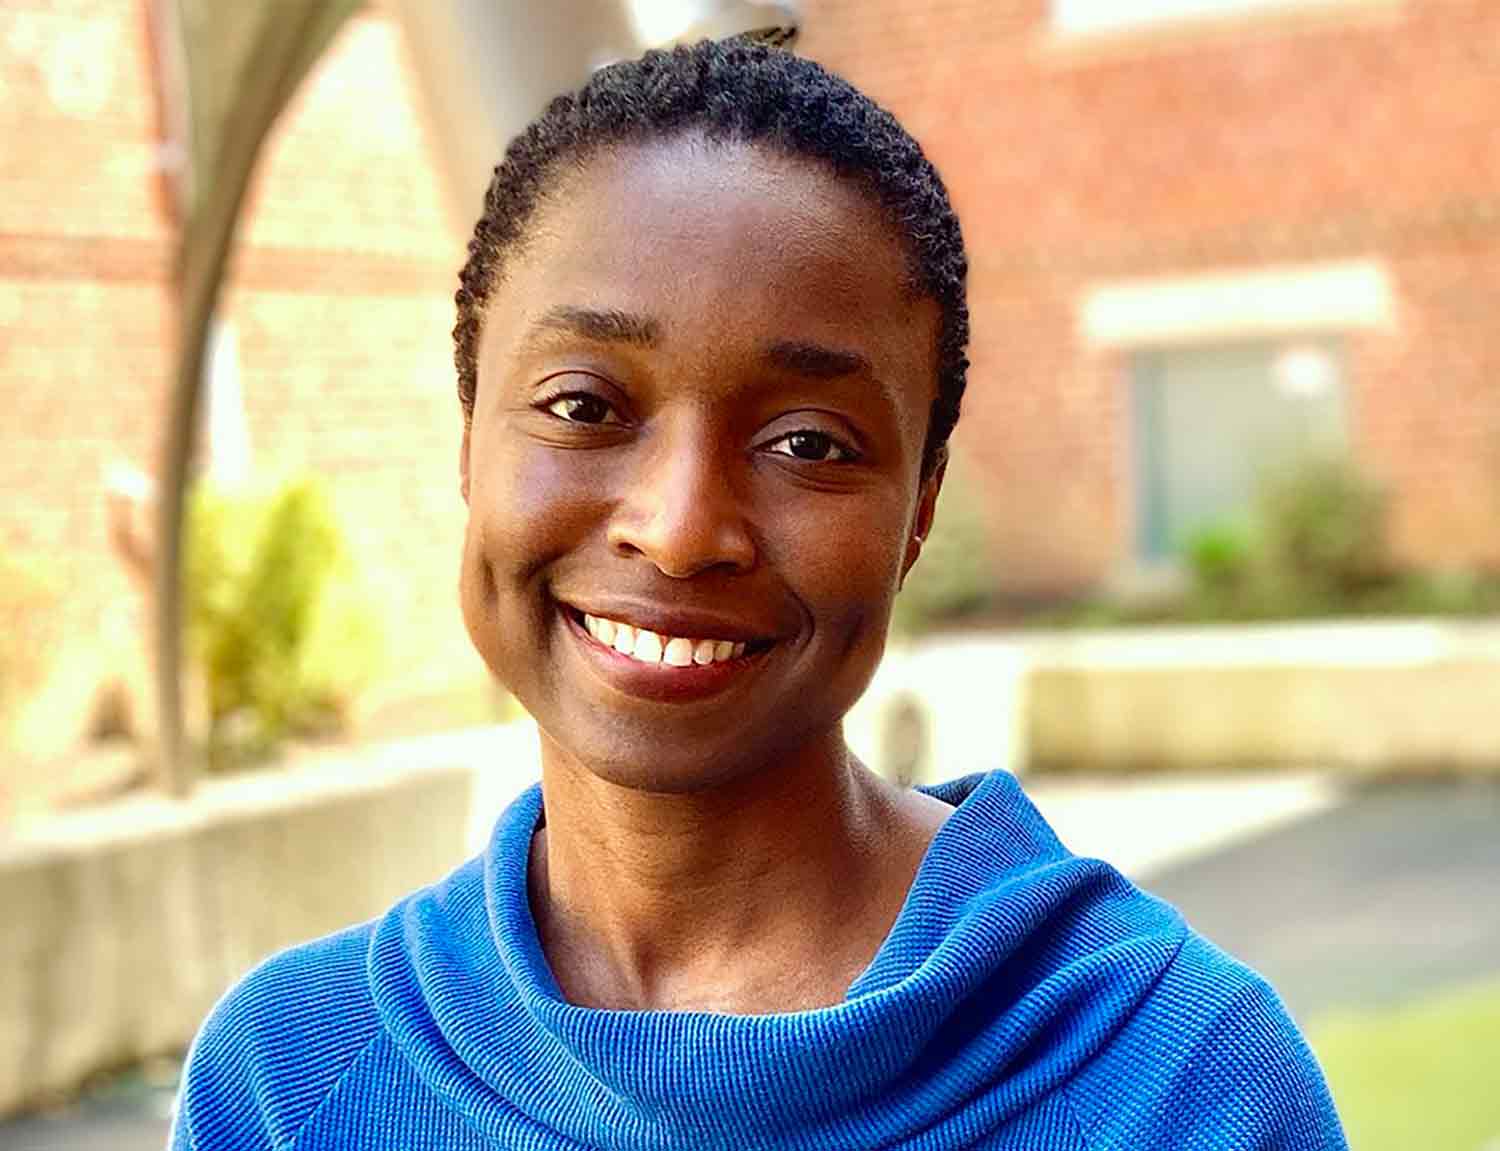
left=900, top=451, right=947, bottom=587
left=459, top=421, right=472, bottom=505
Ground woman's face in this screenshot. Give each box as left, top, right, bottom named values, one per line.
left=461, top=135, right=944, bottom=793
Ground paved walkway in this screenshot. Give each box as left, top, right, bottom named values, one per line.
left=0, top=1088, right=176, bottom=1151
left=1024, top=771, right=1343, bottom=879
left=1145, top=776, right=1500, bottom=1021
left=1030, top=772, right=1500, bottom=1021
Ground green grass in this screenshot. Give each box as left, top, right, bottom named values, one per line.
left=1309, top=976, right=1500, bottom=1151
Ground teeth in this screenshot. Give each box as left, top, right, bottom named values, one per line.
left=581, top=613, right=755, bottom=667
left=612, top=624, right=635, bottom=655
left=634, top=630, right=664, bottom=664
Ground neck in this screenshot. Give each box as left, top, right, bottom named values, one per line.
left=528, top=729, right=949, bottom=1013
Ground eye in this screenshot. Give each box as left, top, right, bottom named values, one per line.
left=544, top=393, right=621, bottom=425
left=764, top=429, right=857, bottom=463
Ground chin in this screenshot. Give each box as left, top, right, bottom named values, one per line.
left=533, top=705, right=841, bottom=797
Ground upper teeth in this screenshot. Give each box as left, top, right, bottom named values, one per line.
left=583, top=613, right=748, bottom=666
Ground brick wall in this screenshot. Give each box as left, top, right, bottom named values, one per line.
left=799, top=0, right=1500, bottom=591
left=0, top=2, right=483, bottom=813
left=2, top=0, right=171, bottom=812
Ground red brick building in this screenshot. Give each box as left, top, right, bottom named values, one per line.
left=3, top=0, right=1497, bottom=804
left=801, top=0, right=1500, bottom=594
left=1, top=3, right=477, bottom=807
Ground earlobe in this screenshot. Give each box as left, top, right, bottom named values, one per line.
left=900, top=454, right=947, bottom=586
left=460, top=422, right=472, bottom=505
left=899, top=534, right=924, bottom=589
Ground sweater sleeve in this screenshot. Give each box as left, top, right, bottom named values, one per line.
left=1066, top=936, right=1348, bottom=1150
left=169, top=922, right=383, bottom=1151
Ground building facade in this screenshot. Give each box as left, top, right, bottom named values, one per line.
left=801, top=0, right=1500, bottom=595
left=3, top=0, right=1497, bottom=806
left=1, top=1, right=479, bottom=809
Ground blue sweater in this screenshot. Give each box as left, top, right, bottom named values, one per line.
left=171, top=771, right=1347, bottom=1149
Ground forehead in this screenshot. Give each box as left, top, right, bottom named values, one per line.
left=481, top=134, right=938, bottom=396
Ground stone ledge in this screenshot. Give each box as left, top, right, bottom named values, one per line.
left=0, top=742, right=478, bottom=1118
left=850, top=620, right=1500, bottom=780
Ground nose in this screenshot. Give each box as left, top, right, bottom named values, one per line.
left=607, top=423, right=757, bottom=579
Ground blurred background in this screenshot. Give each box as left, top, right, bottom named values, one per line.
left=2, top=0, right=1498, bottom=1147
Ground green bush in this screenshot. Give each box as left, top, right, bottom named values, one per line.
left=1360, top=569, right=1500, bottom=617
left=1252, top=453, right=1391, bottom=612
left=1172, top=454, right=1500, bottom=621
left=1184, top=521, right=1254, bottom=596
left=1037, top=454, right=1498, bottom=628
left=891, top=458, right=997, bottom=637
left=186, top=477, right=379, bottom=767
left=1155, top=455, right=1393, bottom=620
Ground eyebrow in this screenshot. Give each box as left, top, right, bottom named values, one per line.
left=764, top=339, right=902, bottom=411
left=764, top=339, right=875, bottom=381
left=531, top=306, right=661, bottom=348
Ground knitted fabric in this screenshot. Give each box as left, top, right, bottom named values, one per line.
left=171, top=771, right=1347, bottom=1149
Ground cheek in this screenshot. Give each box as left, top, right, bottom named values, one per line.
left=459, top=439, right=602, bottom=668
left=781, top=501, right=907, bottom=734
left=779, top=494, right=910, bottom=634
left=468, top=440, right=597, bottom=575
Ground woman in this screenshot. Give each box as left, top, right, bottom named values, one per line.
left=171, top=40, right=1347, bottom=1150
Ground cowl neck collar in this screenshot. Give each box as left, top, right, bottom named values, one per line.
left=369, top=772, right=1185, bottom=1150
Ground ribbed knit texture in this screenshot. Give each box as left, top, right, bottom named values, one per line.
left=171, top=771, right=1347, bottom=1149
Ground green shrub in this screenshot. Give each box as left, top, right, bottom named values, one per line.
left=891, top=458, right=997, bottom=637
left=1160, top=454, right=1396, bottom=620
left=186, top=477, right=379, bottom=768
left=1046, top=455, right=1496, bottom=628
left=1253, top=453, right=1391, bottom=611
left=1184, top=521, right=1253, bottom=596
left=1361, top=569, right=1500, bottom=617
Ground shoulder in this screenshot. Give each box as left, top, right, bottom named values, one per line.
left=1067, top=933, right=1347, bottom=1150
left=171, top=920, right=383, bottom=1151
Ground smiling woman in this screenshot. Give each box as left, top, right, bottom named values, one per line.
left=459, top=130, right=944, bottom=798
left=169, top=39, right=1348, bottom=1151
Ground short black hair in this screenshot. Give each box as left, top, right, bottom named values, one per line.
left=454, top=38, right=969, bottom=476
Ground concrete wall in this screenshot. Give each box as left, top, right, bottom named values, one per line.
left=1025, top=621, right=1500, bottom=773
left=0, top=748, right=475, bottom=1117
left=850, top=621, right=1500, bottom=780
left=846, top=636, right=1031, bottom=786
